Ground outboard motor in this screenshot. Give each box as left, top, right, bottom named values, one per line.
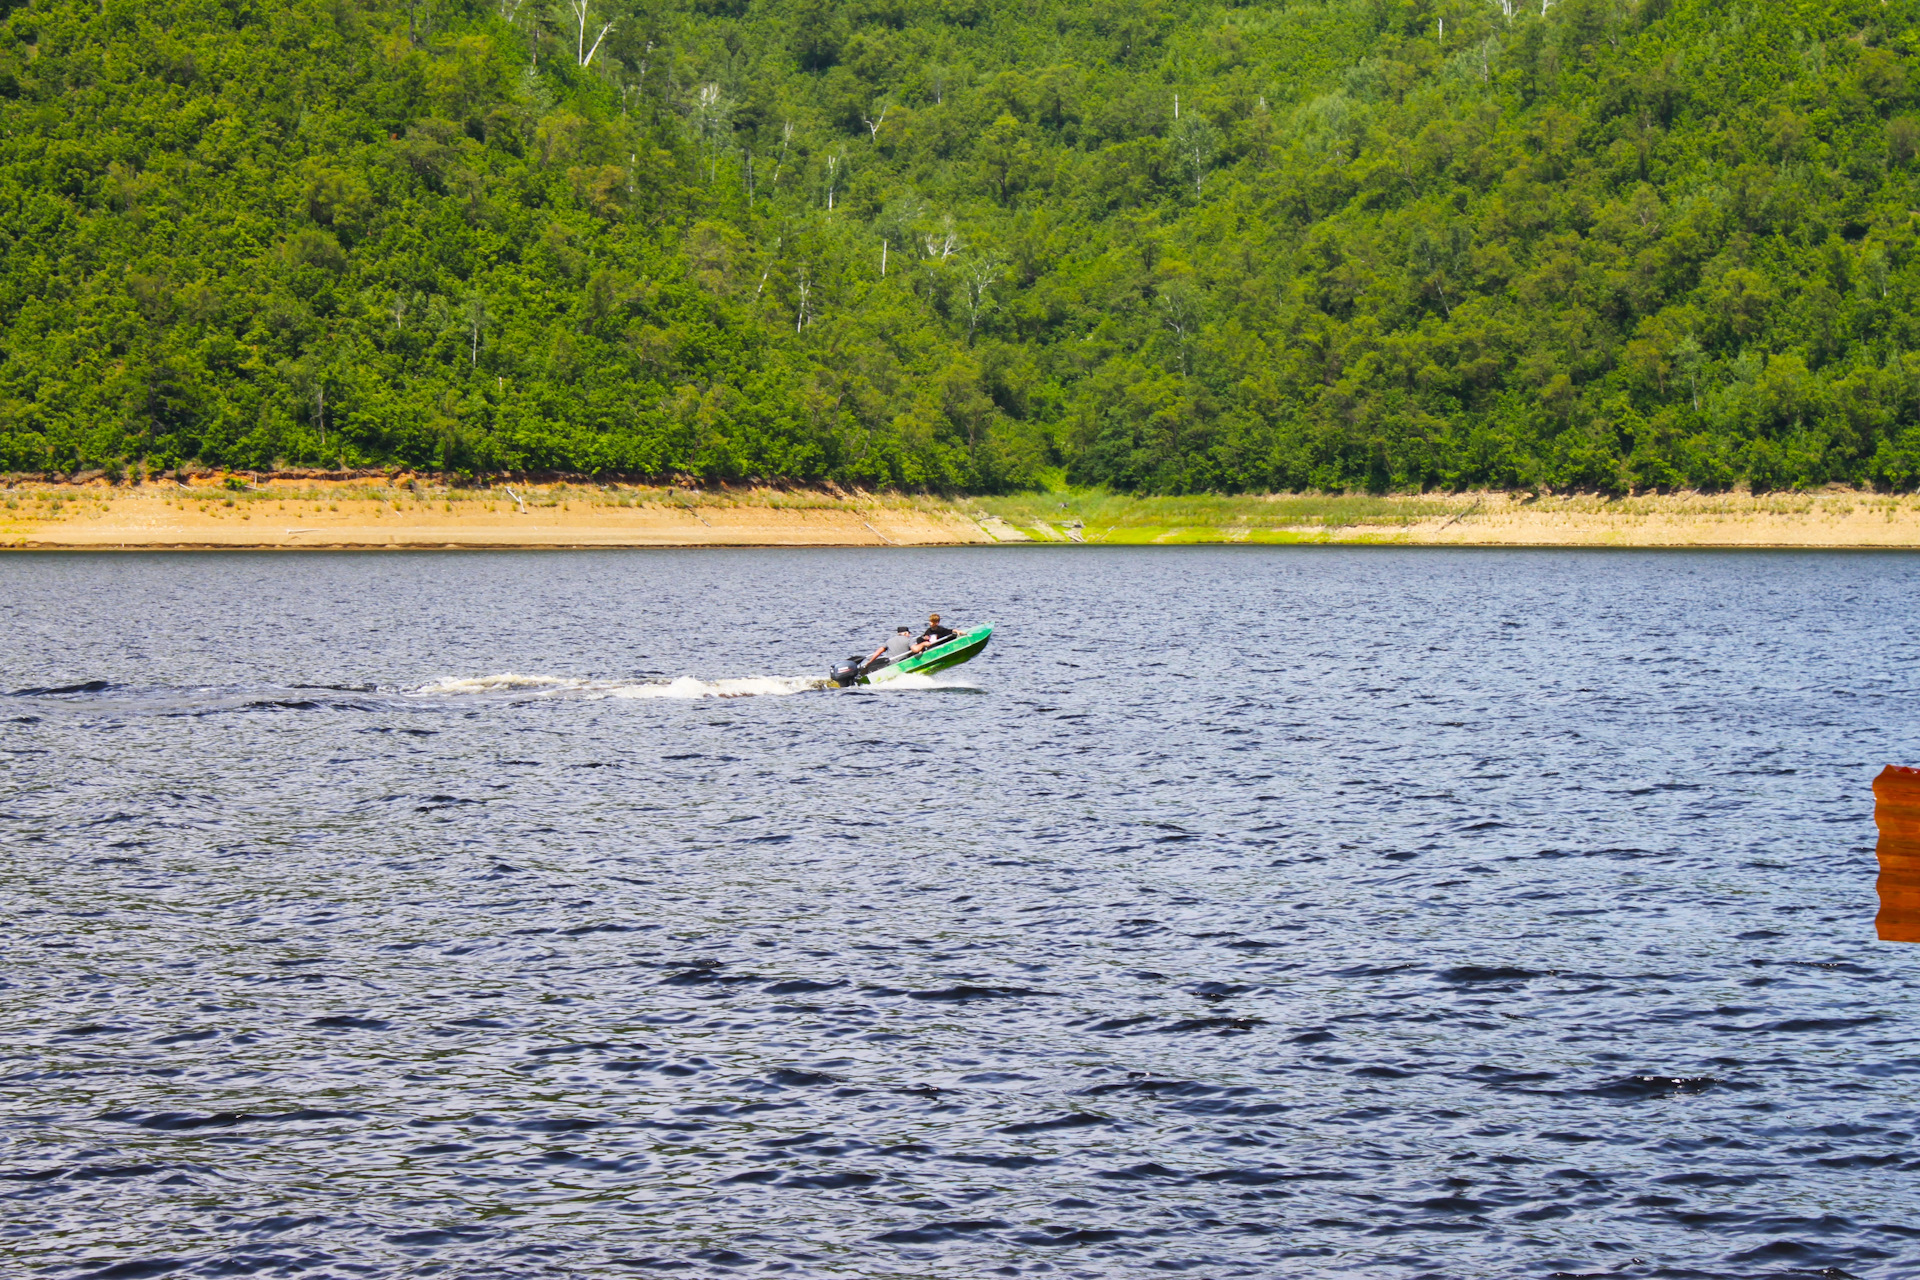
left=829, top=657, right=864, bottom=688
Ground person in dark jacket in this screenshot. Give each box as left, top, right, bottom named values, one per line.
left=913, top=613, right=958, bottom=653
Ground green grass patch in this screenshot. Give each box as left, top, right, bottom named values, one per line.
left=975, top=489, right=1456, bottom=540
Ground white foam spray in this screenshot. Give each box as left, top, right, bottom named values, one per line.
left=412, top=671, right=979, bottom=700
left=864, top=672, right=981, bottom=693
left=413, top=672, right=827, bottom=700
left=607, top=675, right=824, bottom=699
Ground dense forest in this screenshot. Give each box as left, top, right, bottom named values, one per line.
left=3, top=0, right=1920, bottom=492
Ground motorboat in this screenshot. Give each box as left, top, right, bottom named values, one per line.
left=829, top=625, right=993, bottom=687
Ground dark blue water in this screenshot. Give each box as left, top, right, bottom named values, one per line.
left=4, top=547, right=1918, bottom=1280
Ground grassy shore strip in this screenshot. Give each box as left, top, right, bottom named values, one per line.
left=971, top=489, right=1920, bottom=544
left=972, top=492, right=1458, bottom=543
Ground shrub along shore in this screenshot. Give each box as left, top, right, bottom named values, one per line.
left=8, top=478, right=1920, bottom=549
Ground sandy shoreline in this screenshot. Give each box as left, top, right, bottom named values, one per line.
left=0, top=480, right=994, bottom=550
left=6, top=480, right=1920, bottom=550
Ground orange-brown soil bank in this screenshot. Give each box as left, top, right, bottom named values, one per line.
left=1304, top=490, right=1920, bottom=549
left=0, top=479, right=994, bottom=549
left=7, top=479, right=1920, bottom=550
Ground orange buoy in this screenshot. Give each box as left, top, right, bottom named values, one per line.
left=1873, top=765, right=1920, bottom=942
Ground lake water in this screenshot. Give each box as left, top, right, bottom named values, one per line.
left=4, top=547, right=1919, bottom=1280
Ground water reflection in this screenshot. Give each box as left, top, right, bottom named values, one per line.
left=1875, top=765, right=1920, bottom=942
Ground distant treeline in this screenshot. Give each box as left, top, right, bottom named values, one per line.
left=5, top=0, right=1920, bottom=493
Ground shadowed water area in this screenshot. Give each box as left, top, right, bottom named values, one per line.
left=3, top=547, right=1918, bottom=1280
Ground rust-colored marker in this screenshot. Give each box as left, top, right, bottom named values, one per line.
left=1874, top=765, right=1920, bottom=943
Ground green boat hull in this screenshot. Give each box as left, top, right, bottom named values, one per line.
left=861, top=625, right=993, bottom=685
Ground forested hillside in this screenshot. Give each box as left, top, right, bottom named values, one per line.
left=4, top=0, right=1920, bottom=491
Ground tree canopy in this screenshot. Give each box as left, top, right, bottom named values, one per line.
left=5, top=0, right=1920, bottom=492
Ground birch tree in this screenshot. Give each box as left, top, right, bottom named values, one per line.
left=284, top=355, right=330, bottom=452
left=795, top=266, right=813, bottom=332
left=466, top=296, right=486, bottom=366
left=1158, top=280, right=1202, bottom=376
left=1411, top=221, right=1471, bottom=320
left=961, top=254, right=1002, bottom=345
left=1171, top=116, right=1220, bottom=194
left=924, top=215, right=959, bottom=260
left=566, top=0, right=613, bottom=67
left=766, top=122, right=794, bottom=198
left=1676, top=335, right=1705, bottom=411
left=691, top=84, right=732, bottom=182
left=754, top=236, right=782, bottom=301
left=409, top=0, right=439, bottom=46
left=824, top=149, right=847, bottom=211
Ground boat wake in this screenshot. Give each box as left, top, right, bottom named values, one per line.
left=413, top=671, right=982, bottom=699
left=6, top=671, right=982, bottom=712
left=414, top=673, right=828, bottom=700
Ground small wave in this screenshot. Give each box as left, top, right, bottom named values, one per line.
left=9, top=679, right=115, bottom=697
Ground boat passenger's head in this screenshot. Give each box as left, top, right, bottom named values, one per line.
left=929, top=613, right=941, bottom=624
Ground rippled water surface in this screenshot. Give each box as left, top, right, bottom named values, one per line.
left=5, top=547, right=1920, bottom=1280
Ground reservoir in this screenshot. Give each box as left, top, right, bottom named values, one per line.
left=4, top=547, right=1918, bottom=1278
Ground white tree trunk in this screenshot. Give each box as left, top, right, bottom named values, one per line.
left=567, top=0, right=613, bottom=66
